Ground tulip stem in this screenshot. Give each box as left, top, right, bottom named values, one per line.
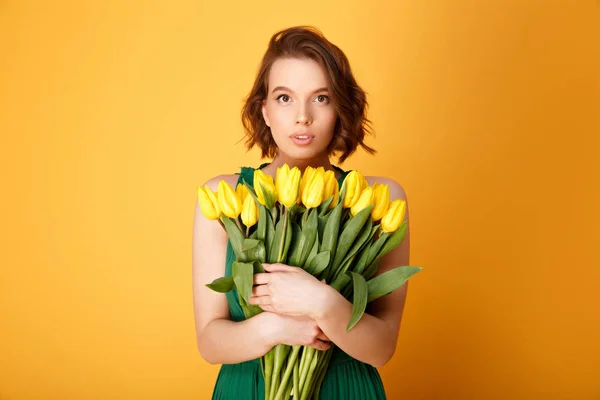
left=234, top=216, right=244, bottom=233
left=246, top=225, right=250, bottom=237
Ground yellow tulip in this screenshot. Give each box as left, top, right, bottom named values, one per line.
left=197, top=185, right=221, bottom=220
left=236, top=183, right=249, bottom=203
left=371, top=183, right=390, bottom=221
left=241, top=194, right=259, bottom=227
left=323, top=170, right=339, bottom=209
left=253, top=169, right=276, bottom=206
left=341, top=170, right=363, bottom=208
left=217, top=180, right=243, bottom=218
left=301, top=168, right=325, bottom=208
left=351, top=186, right=375, bottom=216
left=275, top=164, right=301, bottom=208
left=380, top=198, right=407, bottom=233
left=299, top=166, right=324, bottom=200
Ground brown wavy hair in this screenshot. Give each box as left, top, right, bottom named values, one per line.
left=241, top=26, right=376, bottom=165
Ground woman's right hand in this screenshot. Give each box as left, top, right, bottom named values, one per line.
left=262, top=312, right=331, bottom=351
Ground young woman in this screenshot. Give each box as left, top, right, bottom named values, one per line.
left=193, top=26, right=410, bottom=399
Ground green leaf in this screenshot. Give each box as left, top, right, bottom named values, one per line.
left=317, top=194, right=334, bottom=215
left=297, top=208, right=318, bottom=267
left=367, top=266, right=423, bottom=302
left=306, top=250, right=331, bottom=276
left=205, top=275, right=234, bottom=293
left=257, top=204, right=267, bottom=241
left=320, top=202, right=343, bottom=280
left=363, top=260, right=379, bottom=280
left=244, top=239, right=266, bottom=263
left=304, top=229, right=320, bottom=271
left=222, top=217, right=247, bottom=262
left=353, top=242, right=372, bottom=275
left=282, top=210, right=293, bottom=261
left=285, top=221, right=303, bottom=266
left=265, top=210, right=276, bottom=259
left=377, top=221, right=408, bottom=259
left=347, top=272, right=368, bottom=332
left=367, top=231, right=389, bottom=267
left=331, top=204, right=375, bottom=271
left=330, top=272, right=351, bottom=292
left=252, top=260, right=265, bottom=274
left=338, top=217, right=372, bottom=273
left=290, top=203, right=306, bottom=220
left=242, top=238, right=260, bottom=252
left=270, top=208, right=292, bottom=263
left=232, top=261, right=254, bottom=304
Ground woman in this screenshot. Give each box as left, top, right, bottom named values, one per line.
left=193, top=26, right=410, bottom=399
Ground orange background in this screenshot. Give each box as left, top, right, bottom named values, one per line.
left=1, top=1, right=599, bottom=399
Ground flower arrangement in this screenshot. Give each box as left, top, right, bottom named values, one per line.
left=197, top=164, right=422, bottom=400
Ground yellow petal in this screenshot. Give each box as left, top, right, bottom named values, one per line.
left=254, top=169, right=275, bottom=206
left=351, top=186, right=375, bottom=216
left=236, top=183, right=249, bottom=204
left=342, top=171, right=363, bottom=208
left=302, top=168, right=325, bottom=208
left=218, top=180, right=243, bottom=218
left=197, top=185, right=220, bottom=220
left=241, top=194, right=259, bottom=227
left=371, top=183, right=390, bottom=221
left=380, top=199, right=407, bottom=232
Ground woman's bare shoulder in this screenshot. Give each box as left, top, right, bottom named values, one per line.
left=201, top=173, right=240, bottom=191
left=365, top=175, right=408, bottom=201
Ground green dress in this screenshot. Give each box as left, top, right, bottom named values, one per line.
left=212, top=163, right=386, bottom=400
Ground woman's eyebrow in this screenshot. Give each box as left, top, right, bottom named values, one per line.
left=271, top=86, right=329, bottom=94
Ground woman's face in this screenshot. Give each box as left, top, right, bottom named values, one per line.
left=261, top=57, right=337, bottom=161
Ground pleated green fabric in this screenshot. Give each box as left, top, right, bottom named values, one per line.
left=212, top=163, right=387, bottom=400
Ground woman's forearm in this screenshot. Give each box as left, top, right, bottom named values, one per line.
left=198, top=312, right=277, bottom=365
left=312, top=287, right=396, bottom=368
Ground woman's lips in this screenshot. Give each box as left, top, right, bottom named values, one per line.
left=290, top=135, right=314, bottom=146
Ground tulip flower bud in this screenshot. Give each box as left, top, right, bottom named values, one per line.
left=342, top=170, right=363, bottom=208
left=299, top=166, right=324, bottom=201
left=302, top=168, right=325, bottom=209
left=241, top=194, right=259, bottom=227
left=235, top=183, right=249, bottom=204
left=323, top=170, right=339, bottom=209
left=217, top=180, right=243, bottom=219
left=380, top=198, right=407, bottom=233
left=275, top=164, right=301, bottom=208
left=371, top=183, right=390, bottom=221
left=197, top=185, right=221, bottom=220
left=253, top=169, right=276, bottom=206
left=351, top=186, right=375, bottom=216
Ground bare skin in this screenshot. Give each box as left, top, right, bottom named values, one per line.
left=193, top=58, right=410, bottom=368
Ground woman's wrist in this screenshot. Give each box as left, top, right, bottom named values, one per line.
left=257, top=311, right=283, bottom=349
left=309, top=282, right=339, bottom=321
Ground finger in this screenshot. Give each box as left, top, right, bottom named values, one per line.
left=312, top=340, right=330, bottom=351
left=253, top=273, right=271, bottom=285
left=248, top=295, right=271, bottom=306
left=317, top=332, right=330, bottom=342
left=251, top=285, right=270, bottom=297
left=260, top=304, right=275, bottom=313
left=263, top=263, right=297, bottom=272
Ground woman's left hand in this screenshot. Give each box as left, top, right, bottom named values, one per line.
left=249, top=263, right=330, bottom=318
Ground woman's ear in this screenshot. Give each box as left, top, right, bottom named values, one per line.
left=261, top=100, right=271, bottom=127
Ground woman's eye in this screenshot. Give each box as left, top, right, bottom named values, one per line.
left=276, top=94, right=291, bottom=103
left=316, top=95, right=329, bottom=103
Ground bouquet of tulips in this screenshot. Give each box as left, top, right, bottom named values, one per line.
left=197, top=164, right=422, bottom=400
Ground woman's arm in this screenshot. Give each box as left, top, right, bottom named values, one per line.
left=193, top=175, right=330, bottom=365
left=313, top=178, right=411, bottom=368
left=193, top=175, right=275, bottom=364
